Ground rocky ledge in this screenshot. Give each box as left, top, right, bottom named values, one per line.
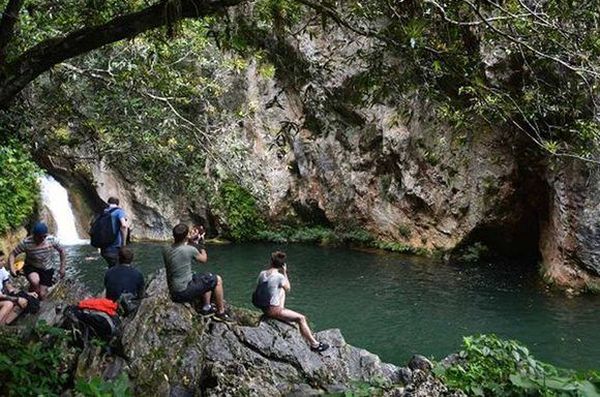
left=2, top=272, right=462, bottom=396
left=67, top=270, right=461, bottom=396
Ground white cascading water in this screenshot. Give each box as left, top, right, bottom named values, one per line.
left=39, top=175, right=87, bottom=245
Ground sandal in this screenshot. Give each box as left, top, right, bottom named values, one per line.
left=310, top=342, right=330, bottom=352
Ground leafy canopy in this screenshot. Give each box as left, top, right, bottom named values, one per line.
left=0, top=140, right=39, bottom=235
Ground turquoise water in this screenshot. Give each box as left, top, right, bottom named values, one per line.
left=63, top=242, right=600, bottom=370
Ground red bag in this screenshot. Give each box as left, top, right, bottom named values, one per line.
left=78, top=298, right=118, bottom=316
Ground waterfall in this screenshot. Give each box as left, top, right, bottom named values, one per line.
left=39, top=175, right=87, bottom=245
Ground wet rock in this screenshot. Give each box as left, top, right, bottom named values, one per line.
left=398, top=367, right=413, bottom=384
left=402, top=370, right=465, bottom=397
left=408, top=354, right=433, bottom=372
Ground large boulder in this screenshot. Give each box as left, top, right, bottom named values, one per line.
left=110, top=270, right=462, bottom=396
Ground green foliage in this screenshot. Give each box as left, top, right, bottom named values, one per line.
left=434, top=334, right=600, bottom=397
left=255, top=0, right=303, bottom=28
left=337, top=228, right=375, bottom=245
left=3, top=0, right=148, bottom=62
left=75, top=373, right=132, bottom=397
left=217, top=181, right=265, bottom=241
left=0, top=322, right=76, bottom=397
left=397, top=224, right=412, bottom=238
left=373, top=240, right=429, bottom=256
left=458, top=242, right=490, bottom=264
left=0, top=141, right=40, bottom=234
left=257, top=225, right=433, bottom=255
left=257, top=225, right=338, bottom=244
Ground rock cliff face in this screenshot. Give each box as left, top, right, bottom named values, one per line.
left=29, top=15, right=600, bottom=289
left=540, top=160, right=600, bottom=289
left=37, top=155, right=202, bottom=241
left=78, top=271, right=462, bottom=396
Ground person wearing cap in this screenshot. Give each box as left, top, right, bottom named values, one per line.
left=8, top=221, right=66, bottom=299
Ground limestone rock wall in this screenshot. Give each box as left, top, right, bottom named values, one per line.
left=28, top=16, right=600, bottom=289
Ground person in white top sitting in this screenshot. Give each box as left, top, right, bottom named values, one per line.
left=254, top=251, right=329, bottom=352
left=0, top=250, right=38, bottom=325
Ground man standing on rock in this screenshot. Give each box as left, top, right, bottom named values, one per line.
left=8, top=221, right=66, bottom=299
left=163, top=223, right=232, bottom=322
left=99, top=197, right=129, bottom=267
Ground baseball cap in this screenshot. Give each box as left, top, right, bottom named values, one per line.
left=32, top=221, right=49, bottom=235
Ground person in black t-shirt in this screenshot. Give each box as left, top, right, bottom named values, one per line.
left=104, top=247, right=144, bottom=302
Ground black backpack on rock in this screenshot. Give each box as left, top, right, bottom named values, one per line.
left=90, top=208, right=118, bottom=248
left=252, top=281, right=271, bottom=309
left=63, top=305, right=120, bottom=345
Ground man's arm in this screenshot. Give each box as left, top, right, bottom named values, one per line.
left=137, top=273, right=145, bottom=299
left=56, top=245, right=66, bottom=278
left=120, top=217, right=129, bottom=246
left=8, top=243, right=23, bottom=276
left=8, top=252, right=16, bottom=276
left=195, top=248, right=207, bottom=263
left=281, top=266, right=291, bottom=292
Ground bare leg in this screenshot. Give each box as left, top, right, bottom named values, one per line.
left=268, top=307, right=319, bottom=347
left=27, top=272, right=41, bottom=297
left=212, top=275, right=225, bottom=314
left=201, top=291, right=212, bottom=307
left=2, top=298, right=26, bottom=324
left=39, top=285, right=49, bottom=300
left=0, top=300, right=14, bottom=324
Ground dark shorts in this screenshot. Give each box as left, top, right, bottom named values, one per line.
left=23, top=265, right=55, bottom=287
left=171, top=273, right=218, bottom=303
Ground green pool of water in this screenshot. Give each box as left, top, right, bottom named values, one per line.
left=63, top=242, right=600, bottom=370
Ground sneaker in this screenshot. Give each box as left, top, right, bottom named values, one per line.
left=213, top=312, right=234, bottom=323
left=310, top=342, right=329, bottom=352
left=199, top=306, right=216, bottom=317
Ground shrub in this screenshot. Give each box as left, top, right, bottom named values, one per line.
left=217, top=181, right=265, bottom=241
left=256, top=226, right=337, bottom=244
left=75, top=373, right=132, bottom=397
left=0, top=322, right=76, bottom=397
left=434, top=334, right=600, bottom=396
left=458, top=242, right=489, bottom=263
left=0, top=142, right=40, bottom=234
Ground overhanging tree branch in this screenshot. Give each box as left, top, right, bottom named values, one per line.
left=0, top=0, right=247, bottom=109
